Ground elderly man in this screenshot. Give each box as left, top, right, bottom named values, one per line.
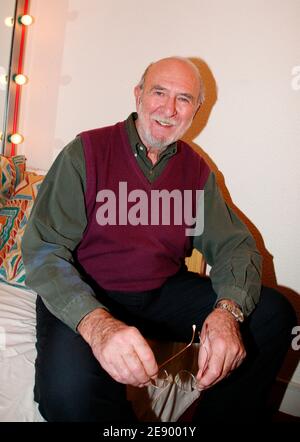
left=22, top=57, right=295, bottom=423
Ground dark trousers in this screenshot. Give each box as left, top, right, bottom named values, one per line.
left=34, top=270, right=296, bottom=422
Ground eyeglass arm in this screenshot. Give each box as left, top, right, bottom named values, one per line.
left=157, top=324, right=196, bottom=371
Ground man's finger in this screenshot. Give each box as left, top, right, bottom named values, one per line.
left=122, top=351, right=151, bottom=385
left=197, top=345, right=209, bottom=378
left=133, top=335, right=158, bottom=379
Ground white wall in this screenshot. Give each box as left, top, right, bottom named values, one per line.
left=18, top=0, right=300, bottom=413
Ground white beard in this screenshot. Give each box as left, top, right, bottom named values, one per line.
left=136, top=100, right=193, bottom=150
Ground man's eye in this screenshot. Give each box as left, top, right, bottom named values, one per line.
left=178, top=96, right=190, bottom=103
left=155, top=91, right=164, bottom=96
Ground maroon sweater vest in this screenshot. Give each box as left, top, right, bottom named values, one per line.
left=76, top=120, right=210, bottom=292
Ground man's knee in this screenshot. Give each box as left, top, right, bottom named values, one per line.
left=260, top=287, right=296, bottom=327
left=248, top=286, right=297, bottom=349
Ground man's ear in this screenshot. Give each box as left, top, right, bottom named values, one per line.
left=134, top=85, right=142, bottom=106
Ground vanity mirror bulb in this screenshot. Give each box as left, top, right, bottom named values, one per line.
left=18, top=15, right=33, bottom=26
left=4, top=17, right=14, bottom=27
left=8, top=133, right=24, bottom=145
left=13, top=74, right=28, bottom=85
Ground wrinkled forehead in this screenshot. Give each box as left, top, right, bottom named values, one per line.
left=143, top=59, right=201, bottom=98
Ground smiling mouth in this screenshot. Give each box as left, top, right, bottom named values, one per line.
left=154, top=119, right=175, bottom=127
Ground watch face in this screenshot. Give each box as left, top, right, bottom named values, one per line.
left=232, top=307, right=244, bottom=322
left=233, top=307, right=243, bottom=321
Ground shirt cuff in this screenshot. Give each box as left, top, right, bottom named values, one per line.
left=58, top=294, right=109, bottom=333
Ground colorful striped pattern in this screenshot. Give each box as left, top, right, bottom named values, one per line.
left=0, top=155, right=26, bottom=204
left=0, top=171, right=44, bottom=288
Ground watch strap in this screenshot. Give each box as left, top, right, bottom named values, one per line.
left=215, top=300, right=244, bottom=323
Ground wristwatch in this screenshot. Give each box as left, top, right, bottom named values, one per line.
left=215, top=300, right=244, bottom=323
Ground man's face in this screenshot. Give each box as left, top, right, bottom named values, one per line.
left=134, top=59, right=201, bottom=150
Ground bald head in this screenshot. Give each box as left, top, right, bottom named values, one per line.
left=137, top=57, right=204, bottom=106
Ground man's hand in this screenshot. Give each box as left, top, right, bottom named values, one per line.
left=78, top=308, right=158, bottom=387
left=196, top=305, right=246, bottom=389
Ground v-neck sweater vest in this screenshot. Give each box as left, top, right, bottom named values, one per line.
left=76, top=120, right=210, bottom=292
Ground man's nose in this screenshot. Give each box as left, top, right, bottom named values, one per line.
left=163, top=96, right=177, bottom=117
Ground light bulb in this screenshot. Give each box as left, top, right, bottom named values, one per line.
left=4, top=17, right=14, bottom=27
left=8, top=133, right=24, bottom=144
left=13, top=74, right=28, bottom=85
left=19, top=15, right=33, bottom=26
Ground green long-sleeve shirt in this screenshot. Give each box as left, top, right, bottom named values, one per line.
left=22, top=114, right=262, bottom=332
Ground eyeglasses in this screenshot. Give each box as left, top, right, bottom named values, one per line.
left=150, top=324, right=208, bottom=394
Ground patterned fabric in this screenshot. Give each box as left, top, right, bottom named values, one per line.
left=0, top=171, right=44, bottom=288
left=0, top=155, right=26, bottom=205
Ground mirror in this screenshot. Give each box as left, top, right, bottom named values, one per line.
left=0, top=0, right=17, bottom=153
